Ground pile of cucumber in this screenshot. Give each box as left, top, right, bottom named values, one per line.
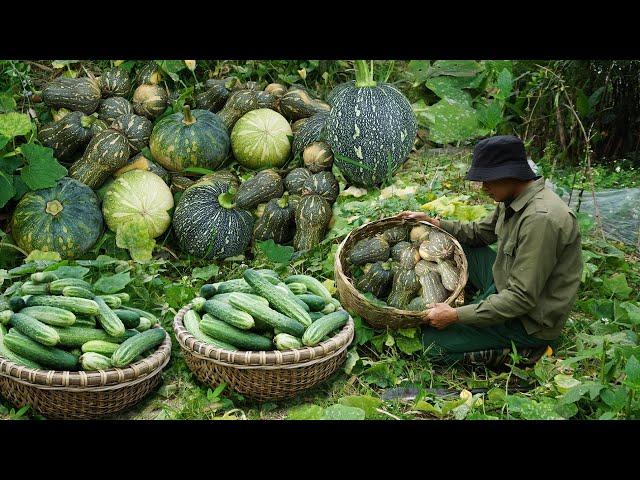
left=187, top=268, right=350, bottom=351
left=0, top=262, right=166, bottom=371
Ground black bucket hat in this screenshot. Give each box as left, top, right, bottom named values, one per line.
left=466, top=135, right=539, bottom=182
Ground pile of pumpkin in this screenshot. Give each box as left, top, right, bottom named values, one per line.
left=347, top=224, right=461, bottom=310
left=10, top=60, right=418, bottom=263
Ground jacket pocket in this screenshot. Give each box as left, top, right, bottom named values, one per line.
left=502, top=239, right=517, bottom=273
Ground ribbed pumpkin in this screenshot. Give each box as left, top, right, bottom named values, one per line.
left=293, top=194, right=332, bottom=251
left=302, top=170, right=340, bottom=204
left=279, top=89, right=330, bottom=121
left=292, top=112, right=329, bottom=159
left=326, top=61, right=417, bottom=187
left=133, top=84, right=168, bottom=119
left=235, top=169, right=284, bottom=210
left=231, top=108, right=292, bottom=170
left=99, top=67, right=131, bottom=98
left=195, top=83, right=230, bottom=112
left=149, top=105, right=230, bottom=172
left=97, top=96, right=133, bottom=124
left=112, top=113, right=152, bottom=153
left=197, top=169, right=240, bottom=189
left=303, top=141, right=333, bottom=173
left=172, top=180, right=254, bottom=259
left=284, top=167, right=312, bottom=195
left=136, top=62, right=163, bottom=86
left=11, top=177, right=103, bottom=259
left=69, top=129, right=131, bottom=189
left=42, top=77, right=102, bottom=114
left=253, top=195, right=295, bottom=244
left=38, top=111, right=98, bottom=160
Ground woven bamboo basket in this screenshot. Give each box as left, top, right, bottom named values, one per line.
left=335, top=214, right=468, bottom=329
left=0, top=327, right=171, bottom=419
left=173, top=305, right=354, bottom=401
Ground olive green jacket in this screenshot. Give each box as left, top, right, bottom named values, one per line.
left=439, top=178, right=583, bottom=340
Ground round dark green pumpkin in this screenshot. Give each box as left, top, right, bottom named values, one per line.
left=99, top=67, right=131, bottom=97
left=292, top=112, right=328, bottom=159
left=149, top=105, right=230, bottom=172
left=112, top=113, right=152, bottom=153
left=11, top=177, right=103, bottom=259
left=172, top=180, right=254, bottom=259
left=97, top=96, right=133, bottom=124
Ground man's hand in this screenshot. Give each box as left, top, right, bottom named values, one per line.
left=397, top=211, right=440, bottom=228
left=425, top=303, right=458, bottom=329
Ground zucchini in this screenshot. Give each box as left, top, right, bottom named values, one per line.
left=114, top=292, right=130, bottom=303
left=97, top=295, right=122, bottom=309
left=199, top=284, right=217, bottom=299
left=8, top=297, right=25, bottom=311
left=191, top=296, right=206, bottom=312
left=297, top=294, right=326, bottom=312
left=20, top=306, right=76, bottom=327
left=94, top=296, right=125, bottom=337
left=3, top=329, right=78, bottom=370
left=244, top=269, right=312, bottom=327
left=111, top=328, right=166, bottom=368
left=53, top=325, right=136, bottom=347
left=26, top=295, right=99, bottom=315
left=287, top=282, right=308, bottom=295
left=49, top=278, right=93, bottom=294
left=284, top=274, right=333, bottom=303
left=20, top=282, right=50, bottom=296
left=200, top=315, right=273, bottom=351
left=228, top=293, right=306, bottom=337
left=31, top=271, right=58, bottom=284
left=112, top=309, right=141, bottom=329
left=213, top=278, right=254, bottom=294
left=136, top=316, right=151, bottom=332
left=80, top=352, right=112, bottom=371
left=274, top=333, right=302, bottom=351
left=302, top=310, right=350, bottom=346
left=183, top=310, right=237, bottom=350
left=62, top=286, right=95, bottom=299
left=0, top=325, right=43, bottom=369
left=81, top=340, right=120, bottom=356
left=1, top=310, right=12, bottom=325
left=10, top=312, right=60, bottom=346
left=122, top=306, right=157, bottom=326
left=203, top=299, right=255, bottom=330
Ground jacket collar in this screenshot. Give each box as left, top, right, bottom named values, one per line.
left=505, top=177, right=545, bottom=212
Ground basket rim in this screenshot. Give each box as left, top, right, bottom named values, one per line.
left=173, top=305, right=354, bottom=368
left=335, top=214, right=469, bottom=318
left=0, top=326, right=172, bottom=390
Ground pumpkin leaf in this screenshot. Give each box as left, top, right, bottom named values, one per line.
left=623, top=355, right=640, bottom=390
left=0, top=94, right=16, bottom=113
left=115, top=219, right=155, bottom=263
left=337, top=395, right=383, bottom=419
left=0, top=112, right=32, bottom=138
left=396, top=335, right=424, bottom=355
left=51, top=60, right=79, bottom=69
left=287, top=404, right=325, bottom=420
left=155, top=60, right=186, bottom=82
left=257, top=239, right=294, bottom=264
left=603, top=273, right=632, bottom=300
left=424, top=76, right=472, bottom=105
left=192, top=264, right=219, bottom=281
left=48, top=265, right=89, bottom=279
left=19, top=143, right=67, bottom=190
left=418, top=98, right=484, bottom=145
left=322, top=404, right=365, bottom=420
left=94, top=271, right=131, bottom=294
left=0, top=171, right=15, bottom=209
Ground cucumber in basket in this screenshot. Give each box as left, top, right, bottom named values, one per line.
left=30, top=271, right=58, bottom=284
left=284, top=274, right=333, bottom=303
left=10, top=312, right=61, bottom=347
left=183, top=310, right=237, bottom=351
left=81, top=340, right=120, bottom=356
left=302, top=310, right=350, bottom=347
left=26, top=295, right=99, bottom=316
left=228, top=293, right=306, bottom=337
left=0, top=325, right=43, bottom=369
left=111, top=328, right=166, bottom=368
left=203, top=299, right=255, bottom=330
left=296, top=294, right=326, bottom=312
left=274, top=333, right=302, bottom=351
left=200, top=314, right=273, bottom=351
left=53, top=325, right=137, bottom=348
left=48, top=278, right=93, bottom=295
left=3, top=329, right=78, bottom=370
left=19, top=306, right=76, bottom=327
left=79, top=352, right=112, bottom=371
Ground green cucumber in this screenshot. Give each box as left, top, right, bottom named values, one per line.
left=30, top=271, right=58, bottom=284
left=97, top=295, right=122, bottom=309
left=284, top=274, right=333, bottom=303
left=10, top=312, right=60, bottom=346
left=275, top=284, right=311, bottom=313
left=114, top=292, right=130, bottom=303
left=9, top=297, right=25, bottom=311
left=213, top=278, right=254, bottom=294
left=122, top=306, right=158, bottom=326
left=53, top=325, right=136, bottom=347
left=3, top=329, right=78, bottom=370
left=297, top=294, right=326, bottom=312
left=321, top=302, right=336, bottom=314
left=74, top=317, right=97, bottom=328
left=20, top=282, right=50, bottom=296
left=212, top=292, right=269, bottom=306
left=200, top=315, right=273, bottom=351
left=48, top=278, right=93, bottom=294
left=183, top=310, right=237, bottom=350
left=244, top=269, right=312, bottom=327
left=81, top=340, right=120, bottom=356
left=199, top=283, right=217, bottom=299
left=287, top=282, right=307, bottom=295
left=112, top=309, right=140, bottom=329
left=80, top=352, right=112, bottom=371
left=0, top=325, right=43, bottom=369
left=20, top=306, right=76, bottom=327
left=26, top=295, right=99, bottom=315
left=309, top=311, right=324, bottom=321
left=1, top=310, right=13, bottom=325
left=136, top=316, right=151, bottom=332
left=302, top=310, right=349, bottom=346
left=274, top=333, right=302, bottom=351
left=111, top=328, right=166, bottom=368
left=62, top=286, right=95, bottom=299
left=330, top=298, right=341, bottom=308
left=228, top=292, right=305, bottom=337
left=203, top=299, right=255, bottom=330
left=191, top=296, right=206, bottom=312
left=94, top=296, right=125, bottom=337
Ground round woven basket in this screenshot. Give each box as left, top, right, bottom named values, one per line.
left=335, top=214, right=468, bottom=329
left=0, top=327, right=171, bottom=419
left=173, top=305, right=354, bottom=401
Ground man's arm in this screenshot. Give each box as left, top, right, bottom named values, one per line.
left=455, top=213, right=560, bottom=328
left=438, top=207, right=500, bottom=247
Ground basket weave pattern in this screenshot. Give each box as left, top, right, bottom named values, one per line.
left=0, top=327, right=171, bottom=419
left=173, top=305, right=354, bottom=401
left=335, top=214, right=469, bottom=329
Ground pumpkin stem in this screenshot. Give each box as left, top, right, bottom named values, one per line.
left=277, top=193, right=289, bottom=209
left=218, top=186, right=236, bottom=209
left=45, top=200, right=64, bottom=216
left=354, top=60, right=377, bottom=88
left=182, top=105, right=196, bottom=125
left=80, top=114, right=97, bottom=129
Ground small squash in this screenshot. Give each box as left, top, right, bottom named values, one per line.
left=390, top=241, right=412, bottom=262
left=293, top=194, right=332, bottom=251
left=302, top=170, right=340, bottom=204
left=112, top=113, right=152, bottom=153
left=69, top=129, right=131, bottom=189
left=98, top=67, right=131, bottom=97
left=436, top=259, right=459, bottom=291
left=235, top=169, right=284, bottom=210
left=256, top=91, right=279, bottom=110
left=253, top=195, right=295, bottom=244
left=279, top=89, right=330, bottom=121
left=419, top=232, right=454, bottom=262
left=356, top=261, right=393, bottom=298
left=265, top=83, right=287, bottom=97
left=197, top=169, right=240, bottom=189
left=397, top=244, right=421, bottom=269
left=231, top=109, right=292, bottom=170
left=97, top=96, right=133, bottom=124
left=43, top=76, right=101, bottom=114
left=170, top=174, right=195, bottom=192
left=410, top=225, right=430, bottom=243
left=407, top=296, right=426, bottom=311
left=195, top=83, right=230, bottom=112
left=133, top=84, right=168, bottom=119
left=292, top=112, right=329, bottom=158
left=303, top=141, right=334, bottom=173
left=136, top=62, right=163, bottom=86
left=348, top=237, right=390, bottom=266
left=387, top=268, right=420, bottom=309
left=284, top=167, right=312, bottom=195
left=217, top=90, right=260, bottom=131
left=115, top=152, right=170, bottom=184
left=38, top=111, right=98, bottom=160
left=381, top=226, right=408, bottom=245
left=418, top=270, right=448, bottom=305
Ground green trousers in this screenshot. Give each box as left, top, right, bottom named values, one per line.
left=421, top=245, right=553, bottom=362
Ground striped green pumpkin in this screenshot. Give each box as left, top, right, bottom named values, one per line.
left=133, top=84, right=168, bottom=119
left=69, top=129, right=131, bottom=189
left=253, top=196, right=295, bottom=244
left=38, top=111, right=97, bottom=160
left=42, top=77, right=101, bottom=114
left=112, top=113, right=152, bottom=153
left=293, top=194, right=332, bottom=251
left=292, top=111, right=328, bottom=159
left=97, top=96, right=133, bottom=124
left=98, top=67, right=131, bottom=97
left=11, top=178, right=103, bottom=259
left=172, top=180, right=254, bottom=259
left=149, top=105, right=230, bottom=172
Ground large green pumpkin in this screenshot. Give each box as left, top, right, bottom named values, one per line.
left=325, top=61, right=417, bottom=187
left=11, top=178, right=103, bottom=259
left=149, top=105, right=230, bottom=172
left=172, top=180, right=254, bottom=259
left=230, top=108, right=292, bottom=170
